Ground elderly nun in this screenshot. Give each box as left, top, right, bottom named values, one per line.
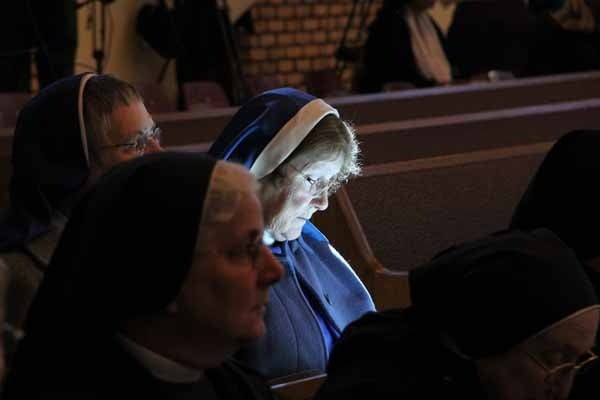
left=3, top=152, right=283, bottom=398
left=209, top=88, right=375, bottom=379
left=315, top=229, right=600, bottom=399
left=0, top=73, right=161, bottom=377
left=511, top=129, right=600, bottom=399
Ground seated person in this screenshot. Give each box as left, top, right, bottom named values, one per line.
left=511, top=129, right=600, bottom=399
left=209, top=88, right=375, bottom=380
left=315, top=229, right=600, bottom=399
left=446, top=0, right=534, bottom=79
left=0, top=73, right=162, bottom=376
left=511, top=130, right=600, bottom=284
left=2, top=152, right=284, bottom=398
left=525, top=0, right=600, bottom=75
left=357, top=0, right=454, bottom=93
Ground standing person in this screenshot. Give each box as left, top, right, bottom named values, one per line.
left=357, top=0, right=454, bottom=92
left=209, top=88, right=375, bottom=380
left=0, top=0, right=77, bottom=91
left=174, top=0, right=237, bottom=103
left=137, top=0, right=244, bottom=105
left=2, top=152, right=284, bottom=398
left=315, top=229, right=600, bottom=399
left=0, top=73, right=162, bottom=378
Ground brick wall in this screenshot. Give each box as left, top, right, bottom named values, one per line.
left=239, top=0, right=383, bottom=93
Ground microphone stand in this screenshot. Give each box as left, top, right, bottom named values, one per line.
left=335, top=0, right=374, bottom=79
left=215, top=0, right=246, bottom=105
left=79, top=0, right=114, bottom=73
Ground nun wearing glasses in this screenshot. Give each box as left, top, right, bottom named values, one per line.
left=3, top=152, right=283, bottom=398
left=510, top=129, right=600, bottom=399
left=316, top=229, right=600, bottom=400
left=0, top=73, right=162, bottom=378
left=209, top=88, right=375, bottom=380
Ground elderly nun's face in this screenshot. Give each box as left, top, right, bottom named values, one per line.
left=175, top=182, right=284, bottom=346
left=476, top=307, right=600, bottom=400
left=92, top=101, right=163, bottom=179
left=261, top=154, right=344, bottom=242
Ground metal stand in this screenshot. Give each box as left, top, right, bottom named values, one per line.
left=215, top=0, right=246, bottom=105
left=335, top=0, right=374, bottom=79
left=78, top=0, right=114, bottom=73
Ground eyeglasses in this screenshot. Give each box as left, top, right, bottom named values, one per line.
left=525, top=349, right=598, bottom=383
left=100, top=124, right=162, bottom=154
left=288, top=164, right=339, bottom=196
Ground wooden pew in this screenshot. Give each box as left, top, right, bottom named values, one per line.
left=155, top=71, right=600, bottom=147
left=2, top=71, right=600, bottom=148
left=311, top=186, right=411, bottom=310
left=332, top=70, right=600, bottom=124
left=357, top=98, right=600, bottom=165
left=313, top=142, right=553, bottom=310
left=271, top=373, right=327, bottom=400
left=344, top=142, right=550, bottom=272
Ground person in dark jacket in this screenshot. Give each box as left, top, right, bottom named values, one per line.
left=446, top=0, right=535, bottom=79
left=209, top=88, right=376, bottom=380
left=525, top=0, right=600, bottom=76
left=357, top=0, right=454, bottom=92
left=2, top=152, right=284, bottom=398
left=315, top=229, right=600, bottom=399
left=511, top=129, right=600, bottom=399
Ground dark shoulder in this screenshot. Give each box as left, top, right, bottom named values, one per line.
left=316, top=309, right=430, bottom=399
left=317, top=308, right=487, bottom=399
left=328, top=308, right=428, bottom=370
left=369, top=4, right=408, bottom=33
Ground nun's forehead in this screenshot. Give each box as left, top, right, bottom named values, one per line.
left=198, top=161, right=259, bottom=230
left=249, top=98, right=339, bottom=179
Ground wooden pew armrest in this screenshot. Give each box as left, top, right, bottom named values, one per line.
left=270, top=373, right=327, bottom=400
left=371, top=268, right=411, bottom=311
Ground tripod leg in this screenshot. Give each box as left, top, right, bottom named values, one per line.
left=215, top=0, right=246, bottom=105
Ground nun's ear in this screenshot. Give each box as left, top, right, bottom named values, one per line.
left=166, top=300, right=179, bottom=315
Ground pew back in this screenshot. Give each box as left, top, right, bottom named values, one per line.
left=358, top=99, right=600, bottom=165
left=149, top=71, right=600, bottom=147
left=345, top=143, right=550, bottom=273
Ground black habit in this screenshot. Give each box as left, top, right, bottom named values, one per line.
left=2, top=152, right=275, bottom=400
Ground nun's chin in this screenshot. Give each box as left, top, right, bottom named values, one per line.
left=269, top=219, right=305, bottom=242
left=283, top=227, right=303, bottom=241
left=237, top=320, right=267, bottom=345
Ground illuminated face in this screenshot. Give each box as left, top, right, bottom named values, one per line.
left=476, top=308, right=600, bottom=400
left=92, top=101, right=162, bottom=178
left=175, top=187, right=284, bottom=346
left=261, top=154, right=344, bottom=242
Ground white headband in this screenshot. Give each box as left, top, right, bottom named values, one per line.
left=249, top=98, right=339, bottom=179
left=77, top=73, right=96, bottom=166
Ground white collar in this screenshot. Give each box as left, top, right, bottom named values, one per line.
left=116, top=333, right=204, bottom=383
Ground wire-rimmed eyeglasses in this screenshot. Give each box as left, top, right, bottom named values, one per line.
left=525, top=348, right=598, bottom=383
left=100, top=124, right=162, bottom=154
left=288, top=163, right=339, bottom=196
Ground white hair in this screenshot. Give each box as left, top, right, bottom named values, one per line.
left=200, top=161, right=259, bottom=227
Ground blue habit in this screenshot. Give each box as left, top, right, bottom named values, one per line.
left=209, top=88, right=375, bottom=379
